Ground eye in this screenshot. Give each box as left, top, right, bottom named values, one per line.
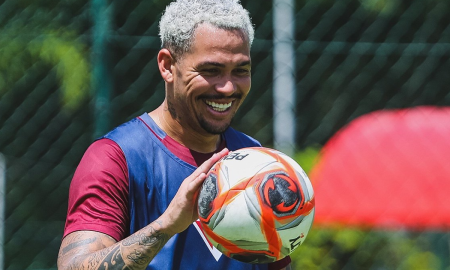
left=199, top=66, right=220, bottom=73
left=200, top=68, right=220, bottom=76
left=234, top=68, right=251, bottom=76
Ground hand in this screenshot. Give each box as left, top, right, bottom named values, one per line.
left=160, top=148, right=229, bottom=235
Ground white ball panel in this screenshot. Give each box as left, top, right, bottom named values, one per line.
left=278, top=209, right=315, bottom=253
left=218, top=149, right=277, bottom=190
left=212, top=191, right=266, bottom=243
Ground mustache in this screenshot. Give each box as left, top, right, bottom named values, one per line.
left=198, top=93, right=243, bottom=100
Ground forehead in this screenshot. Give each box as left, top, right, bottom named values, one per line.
left=185, top=23, right=251, bottom=61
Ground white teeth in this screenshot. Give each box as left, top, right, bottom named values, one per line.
left=205, top=100, right=232, bottom=112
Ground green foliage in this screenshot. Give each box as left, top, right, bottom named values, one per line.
left=290, top=227, right=444, bottom=270
left=29, top=32, right=90, bottom=110
left=0, top=27, right=90, bottom=112
left=293, top=146, right=322, bottom=174
left=358, top=0, right=399, bottom=15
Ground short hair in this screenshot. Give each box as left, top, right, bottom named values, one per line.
left=159, top=0, right=254, bottom=59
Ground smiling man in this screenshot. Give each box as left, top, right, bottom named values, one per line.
left=57, top=1, right=291, bottom=269
left=153, top=23, right=252, bottom=152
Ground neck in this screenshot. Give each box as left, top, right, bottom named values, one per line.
left=149, top=105, right=221, bottom=153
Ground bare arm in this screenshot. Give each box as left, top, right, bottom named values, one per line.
left=58, top=148, right=229, bottom=270
left=58, top=220, right=169, bottom=270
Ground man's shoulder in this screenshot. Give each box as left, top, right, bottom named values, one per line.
left=224, top=127, right=261, bottom=150
left=99, top=115, right=161, bottom=158
left=103, top=115, right=155, bottom=142
left=103, top=117, right=143, bottom=137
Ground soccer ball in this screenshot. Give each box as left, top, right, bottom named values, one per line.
left=197, top=147, right=315, bottom=263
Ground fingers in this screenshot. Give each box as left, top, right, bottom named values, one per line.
left=186, top=148, right=229, bottom=197
left=164, top=149, right=230, bottom=233
left=187, top=172, right=207, bottom=196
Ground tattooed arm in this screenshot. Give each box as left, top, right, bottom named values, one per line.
left=58, top=148, right=229, bottom=270
left=57, top=220, right=169, bottom=270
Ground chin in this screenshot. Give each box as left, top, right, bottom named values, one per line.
left=200, top=120, right=231, bottom=135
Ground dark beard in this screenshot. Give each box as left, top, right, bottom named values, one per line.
left=167, top=99, right=178, bottom=119
left=198, top=116, right=233, bottom=135
left=195, top=94, right=242, bottom=134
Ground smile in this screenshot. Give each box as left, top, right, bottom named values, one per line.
left=205, top=100, right=233, bottom=112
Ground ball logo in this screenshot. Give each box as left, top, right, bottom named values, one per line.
left=261, top=172, right=301, bottom=216
left=198, top=173, right=218, bottom=220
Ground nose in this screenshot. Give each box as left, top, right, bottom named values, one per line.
left=215, top=77, right=236, bottom=96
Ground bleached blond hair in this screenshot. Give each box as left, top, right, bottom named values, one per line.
left=159, top=0, right=254, bottom=59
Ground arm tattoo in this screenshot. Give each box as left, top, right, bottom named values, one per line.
left=127, top=250, right=150, bottom=265
left=121, top=221, right=169, bottom=266
left=61, top=237, right=96, bottom=255
left=123, top=221, right=168, bottom=250
left=65, top=246, right=129, bottom=270
left=60, top=221, right=169, bottom=270
left=96, top=246, right=130, bottom=270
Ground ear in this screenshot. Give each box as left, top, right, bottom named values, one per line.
left=157, top=49, right=175, bottom=83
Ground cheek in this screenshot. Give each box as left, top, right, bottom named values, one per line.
left=238, top=77, right=251, bottom=96
left=184, top=78, right=212, bottom=100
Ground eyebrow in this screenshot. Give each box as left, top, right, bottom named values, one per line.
left=197, top=60, right=252, bottom=68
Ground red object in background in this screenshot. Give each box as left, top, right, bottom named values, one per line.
left=311, top=106, right=450, bottom=230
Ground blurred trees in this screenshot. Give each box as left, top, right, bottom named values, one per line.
left=291, top=227, right=441, bottom=269
left=0, top=1, right=90, bottom=112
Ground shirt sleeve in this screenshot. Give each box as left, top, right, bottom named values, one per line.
left=63, top=138, right=129, bottom=241
left=268, top=255, right=291, bottom=270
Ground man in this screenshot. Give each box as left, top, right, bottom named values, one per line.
left=58, top=0, right=291, bottom=269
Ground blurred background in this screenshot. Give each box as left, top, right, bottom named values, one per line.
left=1, top=0, right=450, bottom=269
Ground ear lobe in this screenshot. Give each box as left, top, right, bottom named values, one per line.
left=158, top=49, right=174, bottom=83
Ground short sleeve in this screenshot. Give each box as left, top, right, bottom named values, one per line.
left=63, top=138, right=129, bottom=241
